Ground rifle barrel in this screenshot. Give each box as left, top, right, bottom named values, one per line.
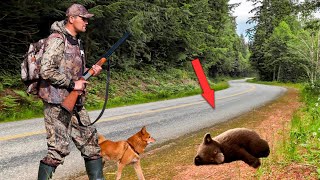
left=102, top=32, right=131, bottom=58
left=82, top=32, right=130, bottom=80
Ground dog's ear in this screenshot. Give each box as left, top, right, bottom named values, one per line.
left=97, top=133, right=106, bottom=144
left=141, top=126, right=147, bottom=135
left=203, top=133, right=213, bottom=145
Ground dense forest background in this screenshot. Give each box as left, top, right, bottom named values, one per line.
left=1, top=0, right=319, bottom=83
left=247, top=0, right=320, bottom=83
left=0, top=0, right=251, bottom=78
left=0, top=0, right=319, bottom=121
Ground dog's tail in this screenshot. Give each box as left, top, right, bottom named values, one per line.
left=97, top=133, right=107, bottom=144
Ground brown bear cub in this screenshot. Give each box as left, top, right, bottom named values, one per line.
left=194, top=128, right=269, bottom=168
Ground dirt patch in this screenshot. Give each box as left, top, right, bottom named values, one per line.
left=173, top=89, right=318, bottom=180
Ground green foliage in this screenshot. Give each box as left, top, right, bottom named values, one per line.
left=284, top=85, right=320, bottom=168
left=0, top=89, right=42, bottom=122
left=86, top=67, right=203, bottom=108
left=0, top=95, right=19, bottom=110
left=0, top=95, right=23, bottom=122
left=0, top=73, right=24, bottom=88
left=288, top=29, right=320, bottom=85
left=0, top=0, right=251, bottom=79
left=248, top=0, right=320, bottom=83
left=263, top=21, right=300, bottom=82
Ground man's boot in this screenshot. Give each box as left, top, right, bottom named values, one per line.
left=37, top=161, right=56, bottom=180
left=85, top=157, right=105, bottom=180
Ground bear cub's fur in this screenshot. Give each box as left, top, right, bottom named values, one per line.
left=194, top=128, right=270, bottom=168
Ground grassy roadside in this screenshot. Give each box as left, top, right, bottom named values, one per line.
left=93, top=82, right=319, bottom=179
left=0, top=68, right=229, bottom=122
left=250, top=81, right=320, bottom=179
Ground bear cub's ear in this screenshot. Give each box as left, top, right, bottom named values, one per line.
left=203, top=133, right=213, bottom=144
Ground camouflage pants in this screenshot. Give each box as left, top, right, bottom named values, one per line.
left=41, top=102, right=101, bottom=167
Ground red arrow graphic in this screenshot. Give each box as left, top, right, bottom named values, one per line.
left=191, top=58, right=215, bottom=108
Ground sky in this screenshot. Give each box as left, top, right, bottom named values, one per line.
left=229, top=0, right=255, bottom=40
left=229, top=0, right=320, bottom=41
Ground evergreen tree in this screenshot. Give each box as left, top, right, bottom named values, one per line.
left=247, top=0, right=297, bottom=80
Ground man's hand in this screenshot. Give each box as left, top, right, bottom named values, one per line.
left=74, top=79, right=88, bottom=91
left=92, top=64, right=102, bottom=76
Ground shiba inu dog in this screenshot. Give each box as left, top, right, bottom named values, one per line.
left=194, top=128, right=269, bottom=168
left=98, top=126, right=155, bottom=180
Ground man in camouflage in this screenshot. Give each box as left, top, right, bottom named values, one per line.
left=37, top=4, right=105, bottom=180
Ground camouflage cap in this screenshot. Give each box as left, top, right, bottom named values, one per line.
left=65, top=4, right=94, bottom=18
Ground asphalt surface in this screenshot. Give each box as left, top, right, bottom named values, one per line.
left=0, top=79, right=286, bottom=179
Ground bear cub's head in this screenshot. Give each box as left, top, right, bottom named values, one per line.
left=194, top=133, right=224, bottom=166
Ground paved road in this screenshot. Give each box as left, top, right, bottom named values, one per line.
left=0, top=79, right=286, bottom=179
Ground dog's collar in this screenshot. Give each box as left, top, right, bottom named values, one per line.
left=126, top=141, right=140, bottom=155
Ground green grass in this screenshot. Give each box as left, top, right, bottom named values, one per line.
left=246, top=78, right=304, bottom=90
left=0, top=68, right=229, bottom=122
left=287, top=88, right=320, bottom=178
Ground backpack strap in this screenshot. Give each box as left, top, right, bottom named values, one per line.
left=78, top=39, right=85, bottom=74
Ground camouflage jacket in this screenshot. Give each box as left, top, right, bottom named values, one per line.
left=39, top=20, right=86, bottom=105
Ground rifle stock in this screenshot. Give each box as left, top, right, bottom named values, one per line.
left=61, top=58, right=107, bottom=113
left=61, top=90, right=81, bottom=112
left=61, top=32, right=130, bottom=113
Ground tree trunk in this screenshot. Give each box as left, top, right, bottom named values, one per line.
left=277, top=64, right=281, bottom=81
left=273, top=66, right=276, bottom=81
